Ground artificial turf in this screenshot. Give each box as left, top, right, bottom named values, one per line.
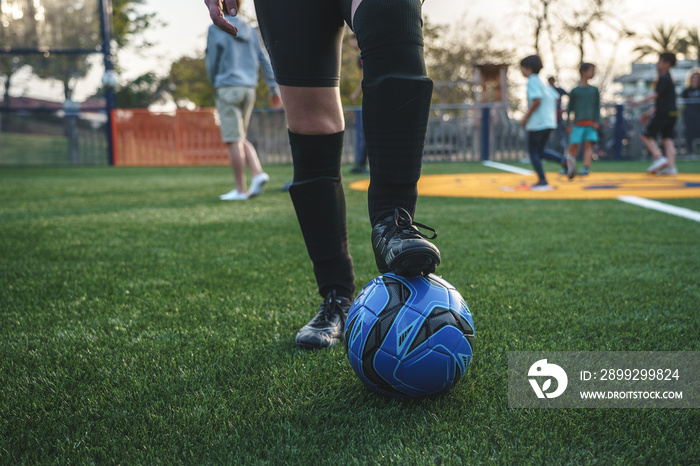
left=1, top=161, right=698, bottom=464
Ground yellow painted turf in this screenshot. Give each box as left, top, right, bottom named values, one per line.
left=349, top=172, right=700, bottom=200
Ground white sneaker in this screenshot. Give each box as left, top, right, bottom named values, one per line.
left=530, top=182, right=553, bottom=191
left=219, top=189, right=248, bottom=201
left=565, top=155, right=577, bottom=179
left=248, top=172, right=270, bottom=198
left=646, top=157, right=668, bottom=174
left=657, top=166, right=678, bottom=175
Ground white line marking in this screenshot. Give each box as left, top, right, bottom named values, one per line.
left=482, top=160, right=534, bottom=175
left=617, top=196, right=700, bottom=223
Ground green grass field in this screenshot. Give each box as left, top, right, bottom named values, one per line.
left=1, top=133, right=108, bottom=165
left=1, top=161, right=699, bottom=464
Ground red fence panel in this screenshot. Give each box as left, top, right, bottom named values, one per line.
left=113, top=109, right=229, bottom=166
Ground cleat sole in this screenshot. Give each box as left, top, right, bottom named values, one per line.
left=390, top=251, right=440, bottom=276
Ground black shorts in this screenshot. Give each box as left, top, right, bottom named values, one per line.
left=644, top=115, right=677, bottom=140
left=254, top=0, right=349, bottom=87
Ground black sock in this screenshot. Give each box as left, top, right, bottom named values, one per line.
left=351, top=0, right=433, bottom=226
left=288, top=131, right=354, bottom=300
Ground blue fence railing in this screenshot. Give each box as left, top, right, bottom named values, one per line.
left=1, top=99, right=698, bottom=166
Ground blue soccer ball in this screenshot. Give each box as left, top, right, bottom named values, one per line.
left=344, top=273, right=475, bottom=398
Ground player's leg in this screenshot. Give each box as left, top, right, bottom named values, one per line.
left=279, top=87, right=344, bottom=135
left=227, top=141, right=247, bottom=195
left=216, top=86, right=249, bottom=200
left=283, top=89, right=353, bottom=348
left=528, top=130, right=548, bottom=187
left=348, top=0, right=440, bottom=275
left=564, top=141, right=579, bottom=179
left=582, top=141, right=594, bottom=173
left=254, top=0, right=353, bottom=348
left=542, top=146, right=564, bottom=163
left=642, top=118, right=669, bottom=173
left=660, top=138, right=677, bottom=174
left=542, top=143, right=571, bottom=178
left=660, top=117, right=677, bottom=174
left=643, top=135, right=669, bottom=173
left=568, top=143, right=579, bottom=158
left=243, top=140, right=270, bottom=197
left=237, top=88, right=269, bottom=197
left=568, top=126, right=592, bottom=178
left=580, top=126, right=599, bottom=175
left=641, top=134, right=663, bottom=159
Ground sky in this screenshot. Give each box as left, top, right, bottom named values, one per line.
left=10, top=0, right=699, bottom=102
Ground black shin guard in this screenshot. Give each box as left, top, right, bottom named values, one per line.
left=350, top=0, right=433, bottom=226
left=288, top=131, right=354, bottom=300
left=363, top=76, right=433, bottom=225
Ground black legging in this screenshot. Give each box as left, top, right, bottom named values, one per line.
left=255, top=0, right=432, bottom=297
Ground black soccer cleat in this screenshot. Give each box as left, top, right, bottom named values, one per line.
left=295, top=291, right=352, bottom=349
left=371, top=208, right=441, bottom=276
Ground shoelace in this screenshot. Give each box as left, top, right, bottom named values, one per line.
left=391, top=208, right=438, bottom=240
left=313, top=290, right=343, bottom=325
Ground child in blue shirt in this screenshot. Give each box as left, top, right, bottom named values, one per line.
left=520, top=55, right=570, bottom=190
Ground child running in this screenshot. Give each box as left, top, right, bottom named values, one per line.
left=566, top=63, right=601, bottom=177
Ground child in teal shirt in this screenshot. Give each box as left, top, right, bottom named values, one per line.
left=566, top=63, right=601, bottom=176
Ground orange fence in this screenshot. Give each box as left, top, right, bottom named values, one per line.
left=111, top=108, right=360, bottom=167
left=112, top=109, right=231, bottom=166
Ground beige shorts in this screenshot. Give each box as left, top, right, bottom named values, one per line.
left=215, top=86, right=257, bottom=142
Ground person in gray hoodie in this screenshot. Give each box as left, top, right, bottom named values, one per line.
left=206, top=3, right=282, bottom=201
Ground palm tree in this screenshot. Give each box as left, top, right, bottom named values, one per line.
left=632, top=24, right=684, bottom=60
left=676, top=27, right=700, bottom=64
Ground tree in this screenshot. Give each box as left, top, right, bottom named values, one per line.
left=0, top=0, right=43, bottom=107
left=596, top=27, right=636, bottom=97
left=18, top=0, right=159, bottom=101
left=169, top=56, right=215, bottom=108
left=19, top=0, right=104, bottom=100
left=111, top=0, right=161, bottom=66
left=528, top=0, right=557, bottom=57
left=0, top=0, right=157, bottom=103
left=168, top=53, right=280, bottom=110
left=424, top=18, right=514, bottom=105
left=32, top=54, right=92, bottom=101
left=0, top=56, right=32, bottom=135
left=0, top=56, right=29, bottom=106
left=558, top=0, right=623, bottom=65
left=168, top=17, right=516, bottom=110
left=676, top=26, right=700, bottom=64
left=632, top=24, right=685, bottom=61
left=114, top=72, right=170, bottom=108
left=525, top=0, right=564, bottom=76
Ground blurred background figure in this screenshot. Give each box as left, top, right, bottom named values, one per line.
left=681, top=71, right=700, bottom=155
left=548, top=76, right=569, bottom=154
left=520, top=55, right=569, bottom=190
left=206, top=0, right=282, bottom=201
left=627, top=52, right=679, bottom=175
left=565, top=63, right=601, bottom=176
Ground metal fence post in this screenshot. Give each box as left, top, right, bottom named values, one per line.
left=613, top=104, right=624, bottom=160
left=480, top=106, right=490, bottom=161
left=99, top=0, right=116, bottom=166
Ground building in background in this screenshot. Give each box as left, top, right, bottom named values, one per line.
left=614, top=59, right=698, bottom=100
